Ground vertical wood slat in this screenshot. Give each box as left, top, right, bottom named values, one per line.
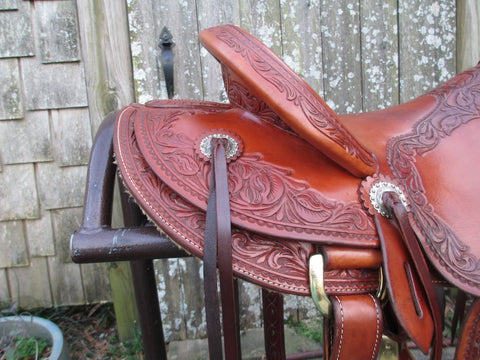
left=76, top=0, right=138, bottom=340
left=280, top=0, right=324, bottom=95
left=398, top=0, right=456, bottom=103
left=197, top=0, right=241, bottom=102
left=320, top=0, right=362, bottom=113
left=76, top=0, right=135, bottom=134
left=153, top=0, right=204, bottom=100
left=126, top=0, right=165, bottom=103
left=239, top=0, right=282, bottom=55
left=360, top=0, right=399, bottom=110
left=0, top=269, right=10, bottom=307
left=457, top=0, right=480, bottom=72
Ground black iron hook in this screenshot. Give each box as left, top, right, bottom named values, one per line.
left=158, top=27, right=175, bottom=99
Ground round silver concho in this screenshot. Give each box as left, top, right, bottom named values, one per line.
left=199, top=133, right=241, bottom=161
left=369, top=181, right=408, bottom=218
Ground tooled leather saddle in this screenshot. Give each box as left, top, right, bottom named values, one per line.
left=113, top=25, right=480, bottom=359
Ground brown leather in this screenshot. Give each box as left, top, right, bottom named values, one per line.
left=384, top=192, right=443, bottom=360
left=203, top=139, right=240, bottom=359
left=113, top=24, right=480, bottom=358
left=199, top=25, right=377, bottom=178
left=454, top=298, right=480, bottom=359
left=374, top=213, right=433, bottom=353
left=322, top=246, right=382, bottom=270
left=342, top=78, right=480, bottom=297
left=325, top=295, right=383, bottom=360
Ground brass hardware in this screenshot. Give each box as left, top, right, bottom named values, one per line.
left=377, top=266, right=387, bottom=301
left=309, top=254, right=332, bottom=318
left=378, top=335, right=399, bottom=360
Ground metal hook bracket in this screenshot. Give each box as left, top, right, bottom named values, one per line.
left=158, top=26, right=175, bottom=99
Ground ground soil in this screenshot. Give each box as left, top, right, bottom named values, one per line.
left=22, top=303, right=143, bottom=359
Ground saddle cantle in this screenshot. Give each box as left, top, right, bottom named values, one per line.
left=114, top=24, right=480, bottom=359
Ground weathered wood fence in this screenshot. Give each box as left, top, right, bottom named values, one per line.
left=0, top=0, right=479, bottom=343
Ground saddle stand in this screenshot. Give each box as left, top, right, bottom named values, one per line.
left=80, top=25, right=480, bottom=360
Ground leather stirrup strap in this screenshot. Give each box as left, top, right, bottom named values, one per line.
left=204, top=160, right=223, bottom=359
left=203, top=138, right=241, bottom=360
left=374, top=213, right=433, bottom=353
left=454, top=297, right=480, bottom=360
left=325, top=294, right=383, bottom=360
left=383, top=192, right=443, bottom=360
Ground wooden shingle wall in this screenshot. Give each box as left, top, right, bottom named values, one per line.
left=0, top=0, right=111, bottom=309
left=2, top=0, right=480, bottom=344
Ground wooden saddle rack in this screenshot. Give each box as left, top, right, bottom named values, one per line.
left=89, top=25, right=480, bottom=359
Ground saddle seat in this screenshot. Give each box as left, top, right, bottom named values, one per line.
left=199, top=24, right=480, bottom=298
left=114, top=24, right=480, bottom=359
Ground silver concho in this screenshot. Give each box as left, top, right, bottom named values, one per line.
left=369, top=181, right=408, bottom=218
left=199, top=133, right=241, bottom=160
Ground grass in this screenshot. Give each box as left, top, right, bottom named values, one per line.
left=287, top=316, right=323, bottom=344
left=1, top=334, right=51, bottom=360
left=1, top=303, right=144, bottom=360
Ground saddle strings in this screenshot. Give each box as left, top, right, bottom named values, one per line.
left=203, top=138, right=241, bottom=360
left=384, top=192, right=443, bottom=360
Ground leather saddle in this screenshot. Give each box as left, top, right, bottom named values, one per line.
left=114, top=25, right=480, bottom=359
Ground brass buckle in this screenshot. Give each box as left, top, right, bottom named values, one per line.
left=377, top=266, right=387, bottom=301
left=309, top=254, right=386, bottom=318
left=309, top=254, right=332, bottom=318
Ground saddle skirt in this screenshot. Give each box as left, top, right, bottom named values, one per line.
left=114, top=24, right=480, bottom=298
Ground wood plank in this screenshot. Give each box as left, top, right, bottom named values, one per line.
left=0, top=110, right=52, bottom=165
left=0, top=164, right=39, bottom=221
left=0, top=58, right=23, bottom=120
left=239, top=0, right=282, bottom=56
left=25, top=211, right=55, bottom=257
left=0, top=0, right=18, bottom=10
left=76, top=0, right=135, bottom=134
left=0, top=269, right=10, bottom=307
left=8, top=257, right=53, bottom=308
left=21, top=58, right=88, bottom=110
left=178, top=258, right=205, bottom=338
left=34, top=0, right=80, bottom=64
left=76, top=0, right=138, bottom=340
left=127, top=1, right=166, bottom=103
left=49, top=207, right=86, bottom=305
left=457, top=0, right=480, bottom=72
left=0, top=1, right=34, bottom=58
left=50, top=108, right=92, bottom=167
left=144, top=0, right=204, bottom=100
left=47, top=257, right=84, bottom=306
left=398, top=0, right=456, bottom=102
left=109, top=182, right=138, bottom=341
left=36, top=163, right=87, bottom=210
left=319, top=0, right=363, bottom=114
left=360, top=0, right=399, bottom=110
left=196, top=0, right=242, bottom=102
left=81, top=262, right=112, bottom=303
left=0, top=220, right=28, bottom=268
left=156, top=258, right=189, bottom=340
left=280, top=0, right=324, bottom=95
left=108, top=261, right=138, bottom=340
